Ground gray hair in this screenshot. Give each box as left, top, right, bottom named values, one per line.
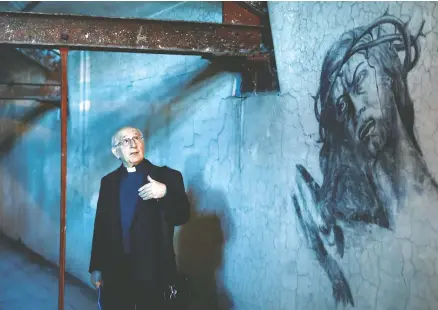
left=111, top=126, right=143, bottom=147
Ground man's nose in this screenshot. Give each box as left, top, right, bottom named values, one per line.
left=128, top=139, right=138, bottom=147
left=350, top=95, right=367, bottom=118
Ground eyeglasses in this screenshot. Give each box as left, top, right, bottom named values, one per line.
left=114, top=135, right=144, bottom=148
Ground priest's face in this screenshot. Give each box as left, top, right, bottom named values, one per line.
left=111, top=127, right=145, bottom=168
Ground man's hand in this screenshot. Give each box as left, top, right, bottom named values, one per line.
left=138, top=175, right=167, bottom=200
left=91, top=270, right=102, bottom=289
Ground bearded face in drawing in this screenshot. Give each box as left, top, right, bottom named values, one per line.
left=293, top=14, right=427, bottom=307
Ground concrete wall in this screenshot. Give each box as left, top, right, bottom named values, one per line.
left=0, top=48, right=61, bottom=261
left=2, top=1, right=438, bottom=309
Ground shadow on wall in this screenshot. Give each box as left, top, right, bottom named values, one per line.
left=177, top=155, right=234, bottom=310
left=84, top=59, right=230, bottom=178
left=0, top=102, right=57, bottom=161
left=138, top=60, right=235, bottom=160
left=142, top=61, right=234, bottom=140
left=0, top=46, right=58, bottom=162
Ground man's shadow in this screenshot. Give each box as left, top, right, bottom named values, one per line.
left=176, top=155, right=234, bottom=310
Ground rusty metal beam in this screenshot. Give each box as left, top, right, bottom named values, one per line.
left=0, top=83, right=60, bottom=102
left=235, top=1, right=268, bottom=18
left=224, top=1, right=261, bottom=26
left=58, top=48, right=68, bottom=310
left=222, top=1, right=278, bottom=93
left=0, top=45, right=60, bottom=73
left=15, top=48, right=60, bottom=72
left=14, top=0, right=61, bottom=73
left=0, top=11, right=266, bottom=57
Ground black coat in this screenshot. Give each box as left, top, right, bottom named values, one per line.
left=89, top=159, right=190, bottom=285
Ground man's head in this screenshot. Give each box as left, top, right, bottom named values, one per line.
left=312, top=16, right=424, bottom=227
left=317, top=19, right=422, bottom=160
left=111, top=127, right=145, bottom=167
left=325, top=48, right=396, bottom=157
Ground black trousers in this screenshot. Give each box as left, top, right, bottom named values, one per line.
left=99, top=256, right=164, bottom=310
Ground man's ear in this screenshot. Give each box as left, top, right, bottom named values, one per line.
left=111, top=147, right=120, bottom=160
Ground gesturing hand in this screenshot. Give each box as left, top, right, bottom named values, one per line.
left=138, top=175, right=167, bottom=200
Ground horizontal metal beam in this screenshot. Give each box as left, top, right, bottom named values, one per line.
left=0, top=83, right=60, bottom=102
left=235, top=2, right=268, bottom=18
left=0, top=11, right=265, bottom=57
left=224, top=1, right=261, bottom=26
left=15, top=48, right=60, bottom=72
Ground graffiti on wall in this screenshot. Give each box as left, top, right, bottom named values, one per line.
left=292, top=12, right=437, bottom=307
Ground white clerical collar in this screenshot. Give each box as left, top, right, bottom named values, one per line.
left=126, top=167, right=136, bottom=173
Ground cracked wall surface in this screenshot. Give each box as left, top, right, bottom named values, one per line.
left=269, top=2, right=438, bottom=310
left=1, top=1, right=438, bottom=310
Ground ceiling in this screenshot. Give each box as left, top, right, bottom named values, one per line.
left=0, top=1, right=221, bottom=20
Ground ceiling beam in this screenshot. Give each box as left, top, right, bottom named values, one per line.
left=0, top=83, right=60, bottom=103
left=234, top=1, right=268, bottom=18
left=222, top=1, right=278, bottom=93
left=6, top=1, right=60, bottom=73
left=223, top=1, right=261, bottom=26
left=0, top=11, right=267, bottom=57
left=14, top=48, right=60, bottom=72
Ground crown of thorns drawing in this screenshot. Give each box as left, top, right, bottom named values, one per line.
left=313, top=12, right=425, bottom=142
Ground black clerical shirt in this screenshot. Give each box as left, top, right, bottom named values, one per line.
left=119, top=164, right=145, bottom=254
